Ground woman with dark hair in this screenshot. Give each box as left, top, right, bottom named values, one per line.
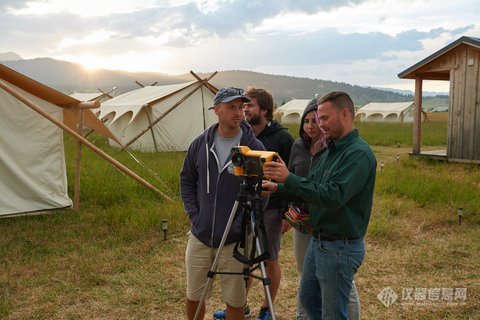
left=287, top=98, right=360, bottom=320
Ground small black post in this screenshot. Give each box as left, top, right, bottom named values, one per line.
left=457, top=208, right=463, bottom=225
left=162, top=219, right=168, bottom=240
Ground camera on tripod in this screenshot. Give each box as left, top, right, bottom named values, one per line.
left=194, top=146, right=279, bottom=320
left=231, top=146, right=278, bottom=177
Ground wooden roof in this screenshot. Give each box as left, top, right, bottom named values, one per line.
left=398, top=36, right=480, bottom=80
left=0, top=63, right=118, bottom=142
left=0, top=63, right=79, bottom=108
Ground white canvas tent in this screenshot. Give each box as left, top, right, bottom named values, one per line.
left=98, top=75, right=217, bottom=152
left=0, top=64, right=166, bottom=217
left=274, top=99, right=310, bottom=124
left=355, top=102, right=420, bottom=122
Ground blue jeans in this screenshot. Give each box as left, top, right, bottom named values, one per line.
left=299, top=237, right=365, bottom=320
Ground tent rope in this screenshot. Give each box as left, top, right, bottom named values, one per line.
left=123, top=147, right=177, bottom=199
left=88, top=133, right=177, bottom=200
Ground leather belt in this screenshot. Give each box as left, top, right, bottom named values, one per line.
left=312, top=231, right=359, bottom=242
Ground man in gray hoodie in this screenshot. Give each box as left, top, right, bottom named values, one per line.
left=180, top=87, right=264, bottom=320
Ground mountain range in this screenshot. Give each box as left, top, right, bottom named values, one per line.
left=0, top=53, right=448, bottom=108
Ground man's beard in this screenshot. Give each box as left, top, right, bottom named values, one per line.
left=247, top=113, right=262, bottom=125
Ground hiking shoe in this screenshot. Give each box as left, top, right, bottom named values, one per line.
left=256, top=306, right=271, bottom=320
left=212, top=304, right=251, bottom=319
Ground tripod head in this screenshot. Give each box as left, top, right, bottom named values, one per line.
left=236, top=176, right=262, bottom=202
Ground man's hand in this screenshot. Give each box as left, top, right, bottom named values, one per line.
left=281, top=219, right=292, bottom=234
left=261, top=180, right=278, bottom=196
left=263, top=157, right=289, bottom=183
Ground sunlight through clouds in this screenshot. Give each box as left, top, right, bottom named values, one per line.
left=57, top=30, right=115, bottom=50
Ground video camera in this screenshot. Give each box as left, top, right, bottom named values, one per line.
left=231, top=146, right=278, bottom=177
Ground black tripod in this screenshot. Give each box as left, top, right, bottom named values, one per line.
left=193, top=176, right=276, bottom=320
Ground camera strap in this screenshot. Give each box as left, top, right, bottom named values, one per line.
left=233, top=207, right=270, bottom=266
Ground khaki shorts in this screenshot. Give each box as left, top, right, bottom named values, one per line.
left=185, top=232, right=247, bottom=308
left=257, top=207, right=283, bottom=261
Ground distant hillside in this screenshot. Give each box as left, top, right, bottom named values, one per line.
left=371, top=86, right=448, bottom=97
left=0, top=52, right=23, bottom=61
left=178, top=70, right=415, bottom=106
left=1, top=58, right=187, bottom=95
left=1, top=57, right=448, bottom=107
left=422, top=95, right=450, bottom=110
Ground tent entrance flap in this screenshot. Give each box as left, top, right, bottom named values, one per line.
left=0, top=84, right=71, bottom=215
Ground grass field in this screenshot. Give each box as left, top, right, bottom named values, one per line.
left=1, top=120, right=479, bottom=319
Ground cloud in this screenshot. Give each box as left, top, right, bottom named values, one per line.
left=1, top=0, right=479, bottom=91
left=1, top=0, right=371, bottom=49
left=0, top=0, right=30, bottom=10
left=185, top=26, right=474, bottom=68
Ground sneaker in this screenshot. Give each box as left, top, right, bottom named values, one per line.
left=212, top=304, right=251, bottom=319
left=256, top=306, right=271, bottom=320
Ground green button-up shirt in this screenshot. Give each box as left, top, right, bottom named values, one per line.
left=278, top=129, right=376, bottom=238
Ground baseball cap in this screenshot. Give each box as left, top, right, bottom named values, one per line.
left=209, top=87, right=251, bottom=109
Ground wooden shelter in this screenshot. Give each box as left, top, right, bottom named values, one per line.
left=398, top=36, right=480, bottom=163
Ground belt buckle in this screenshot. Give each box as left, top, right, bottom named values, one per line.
left=319, top=234, right=336, bottom=242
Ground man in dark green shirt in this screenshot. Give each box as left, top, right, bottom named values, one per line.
left=262, top=91, right=376, bottom=319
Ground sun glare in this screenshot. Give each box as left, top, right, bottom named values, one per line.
left=57, top=50, right=173, bottom=74
left=75, top=55, right=102, bottom=71
left=81, top=63, right=98, bottom=71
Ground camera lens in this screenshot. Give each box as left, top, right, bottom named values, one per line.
left=231, top=153, right=244, bottom=166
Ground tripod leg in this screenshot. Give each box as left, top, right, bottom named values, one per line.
left=243, top=221, right=251, bottom=285
left=250, top=212, right=277, bottom=320
left=193, top=200, right=241, bottom=320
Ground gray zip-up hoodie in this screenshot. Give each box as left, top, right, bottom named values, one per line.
left=180, top=120, right=265, bottom=248
left=287, top=100, right=326, bottom=212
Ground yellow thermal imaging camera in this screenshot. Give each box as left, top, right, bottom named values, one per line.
left=231, top=146, right=278, bottom=177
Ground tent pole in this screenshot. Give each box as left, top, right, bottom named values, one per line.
left=0, top=79, right=173, bottom=203
left=74, top=108, right=84, bottom=210
left=145, top=110, right=159, bottom=152
left=190, top=71, right=218, bottom=94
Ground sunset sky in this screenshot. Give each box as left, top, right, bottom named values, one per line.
left=1, top=0, right=479, bottom=92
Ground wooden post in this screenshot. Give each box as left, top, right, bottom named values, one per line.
left=0, top=79, right=173, bottom=203
left=413, top=77, right=423, bottom=154
left=73, top=101, right=99, bottom=210
left=73, top=108, right=84, bottom=210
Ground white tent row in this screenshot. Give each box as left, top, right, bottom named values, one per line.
left=355, top=102, right=420, bottom=122
left=275, top=99, right=422, bottom=124
left=98, top=75, right=217, bottom=152
left=274, top=99, right=311, bottom=124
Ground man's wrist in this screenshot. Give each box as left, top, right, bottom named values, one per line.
left=276, top=182, right=284, bottom=193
